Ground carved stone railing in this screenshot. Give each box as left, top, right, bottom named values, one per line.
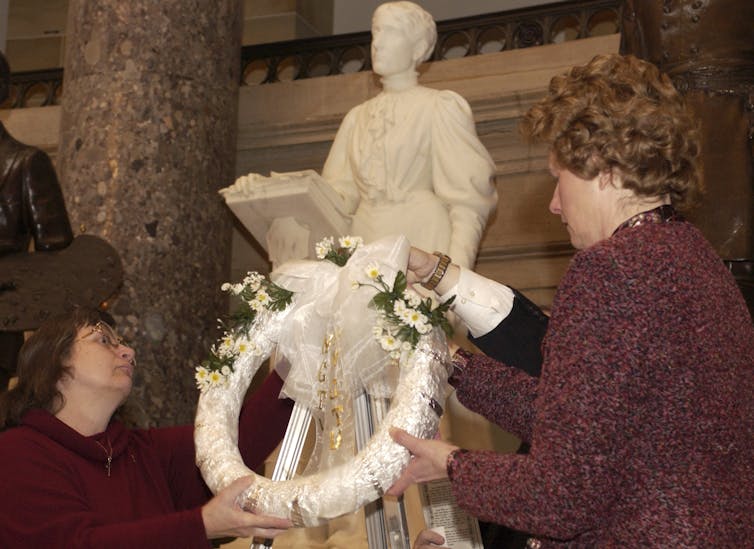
left=4, top=0, right=622, bottom=109
left=240, top=0, right=621, bottom=85
left=5, top=68, right=63, bottom=109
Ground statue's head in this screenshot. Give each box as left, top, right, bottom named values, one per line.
left=0, top=51, right=10, bottom=104
left=371, top=1, right=437, bottom=77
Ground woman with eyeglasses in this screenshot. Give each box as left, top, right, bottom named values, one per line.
left=0, top=307, right=293, bottom=548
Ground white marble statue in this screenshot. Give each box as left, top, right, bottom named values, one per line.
left=322, top=1, right=498, bottom=269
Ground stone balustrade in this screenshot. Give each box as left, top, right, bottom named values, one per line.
left=4, top=0, right=621, bottom=109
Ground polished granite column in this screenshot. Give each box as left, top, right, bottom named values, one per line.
left=58, top=0, right=242, bottom=426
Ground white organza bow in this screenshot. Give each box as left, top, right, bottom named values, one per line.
left=272, top=234, right=410, bottom=409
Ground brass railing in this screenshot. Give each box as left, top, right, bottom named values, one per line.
left=5, top=0, right=622, bottom=109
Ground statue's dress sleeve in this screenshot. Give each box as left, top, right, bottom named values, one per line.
left=431, top=90, right=497, bottom=268
left=322, top=105, right=362, bottom=216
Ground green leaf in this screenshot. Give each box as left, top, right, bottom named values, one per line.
left=393, top=271, right=407, bottom=294
left=371, top=292, right=392, bottom=310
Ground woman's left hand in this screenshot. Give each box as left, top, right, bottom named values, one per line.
left=386, top=427, right=459, bottom=496
left=202, top=476, right=293, bottom=539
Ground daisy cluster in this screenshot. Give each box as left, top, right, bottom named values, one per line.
left=360, top=264, right=454, bottom=359
left=315, top=235, right=363, bottom=266
left=195, top=271, right=293, bottom=392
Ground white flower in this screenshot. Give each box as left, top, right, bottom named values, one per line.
left=235, top=336, right=252, bottom=354
left=249, top=289, right=270, bottom=311
left=403, top=309, right=428, bottom=329
left=351, top=280, right=360, bottom=290
left=372, top=324, right=384, bottom=337
left=398, top=307, right=413, bottom=323
left=315, top=236, right=335, bottom=259
left=403, top=289, right=422, bottom=308
left=243, top=272, right=263, bottom=292
left=416, top=321, right=432, bottom=335
left=195, top=366, right=209, bottom=389
left=232, top=283, right=244, bottom=295
left=393, top=299, right=407, bottom=315
left=217, top=337, right=234, bottom=358
left=221, top=365, right=231, bottom=377
left=221, top=282, right=232, bottom=292
left=379, top=333, right=401, bottom=352
left=339, top=235, right=362, bottom=250
left=401, top=340, right=412, bottom=352
left=365, top=262, right=380, bottom=280
left=209, top=370, right=225, bottom=387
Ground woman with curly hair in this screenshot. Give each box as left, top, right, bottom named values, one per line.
left=0, top=307, right=293, bottom=547
left=389, top=53, right=754, bottom=547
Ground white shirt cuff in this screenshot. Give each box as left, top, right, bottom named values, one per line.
left=437, top=267, right=514, bottom=338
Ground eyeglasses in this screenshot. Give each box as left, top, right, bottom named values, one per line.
left=76, top=321, right=126, bottom=350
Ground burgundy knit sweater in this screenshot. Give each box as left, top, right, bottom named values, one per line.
left=448, top=221, right=754, bottom=547
left=0, top=372, right=293, bottom=548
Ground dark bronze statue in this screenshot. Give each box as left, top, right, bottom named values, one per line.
left=621, top=0, right=754, bottom=259
left=0, top=51, right=74, bottom=388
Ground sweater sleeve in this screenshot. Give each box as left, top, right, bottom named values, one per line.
left=448, top=249, right=635, bottom=539
left=155, top=370, right=293, bottom=511
left=238, top=370, right=294, bottom=468
left=451, top=349, right=538, bottom=442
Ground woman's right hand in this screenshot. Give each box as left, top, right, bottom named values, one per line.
left=201, top=476, right=292, bottom=540
left=407, top=247, right=440, bottom=285
left=413, top=528, right=449, bottom=549
left=407, top=247, right=460, bottom=295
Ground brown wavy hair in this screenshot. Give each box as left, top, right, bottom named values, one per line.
left=0, top=308, right=105, bottom=430
left=520, top=53, right=702, bottom=211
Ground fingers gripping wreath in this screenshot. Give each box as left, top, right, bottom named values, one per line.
left=194, top=235, right=454, bottom=526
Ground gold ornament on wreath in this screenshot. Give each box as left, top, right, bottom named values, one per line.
left=194, top=234, right=454, bottom=526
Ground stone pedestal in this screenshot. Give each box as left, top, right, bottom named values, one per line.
left=57, top=0, right=242, bottom=426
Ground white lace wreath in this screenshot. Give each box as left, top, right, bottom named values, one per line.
left=194, top=235, right=453, bottom=526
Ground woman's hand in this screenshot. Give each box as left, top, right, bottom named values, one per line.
left=407, top=247, right=440, bottom=285
left=407, top=247, right=461, bottom=294
left=413, top=528, right=449, bottom=549
left=386, top=427, right=459, bottom=497
left=202, top=476, right=292, bottom=540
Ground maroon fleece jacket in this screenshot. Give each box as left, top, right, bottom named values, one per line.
left=0, top=372, right=293, bottom=548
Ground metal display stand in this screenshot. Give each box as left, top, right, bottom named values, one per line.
left=354, top=393, right=411, bottom=549
left=250, top=395, right=410, bottom=549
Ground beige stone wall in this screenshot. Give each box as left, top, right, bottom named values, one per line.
left=5, top=0, right=68, bottom=71
left=3, top=0, right=333, bottom=73
left=242, top=0, right=334, bottom=44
